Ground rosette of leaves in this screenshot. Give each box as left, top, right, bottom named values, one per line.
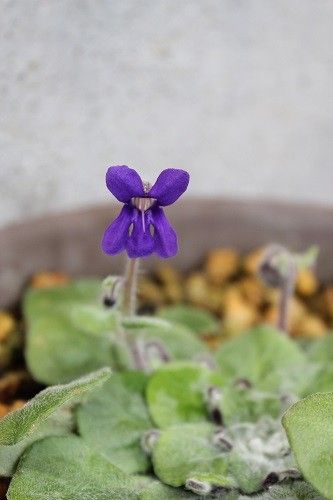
left=7, top=280, right=333, bottom=498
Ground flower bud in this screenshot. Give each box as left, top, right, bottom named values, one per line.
left=101, top=276, right=123, bottom=308
left=212, top=431, right=233, bottom=451
left=140, top=429, right=160, bottom=455
left=205, top=386, right=224, bottom=426
left=185, top=478, right=212, bottom=495
left=258, top=245, right=292, bottom=288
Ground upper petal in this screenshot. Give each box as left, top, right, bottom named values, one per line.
left=149, top=169, right=190, bottom=206
left=151, top=206, right=178, bottom=258
left=106, top=166, right=145, bottom=203
left=126, top=210, right=154, bottom=258
left=101, top=204, right=134, bottom=255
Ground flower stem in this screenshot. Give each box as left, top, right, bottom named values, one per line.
left=122, top=257, right=139, bottom=316
left=277, top=262, right=297, bottom=333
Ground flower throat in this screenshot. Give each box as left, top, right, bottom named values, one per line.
left=131, top=181, right=155, bottom=232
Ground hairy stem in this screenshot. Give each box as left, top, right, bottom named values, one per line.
left=129, top=339, right=147, bottom=371
left=122, top=257, right=139, bottom=316
left=120, top=258, right=142, bottom=368
left=277, top=262, right=297, bottom=333
left=144, top=340, right=170, bottom=369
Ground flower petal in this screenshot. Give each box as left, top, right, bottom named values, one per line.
left=149, top=168, right=190, bottom=206
left=101, top=204, right=134, bottom=255
left=106, top=166, right=145, bottom=203
left=126, top=210, right=154, bottom=258
left=151, top=206, right=178, bottom=258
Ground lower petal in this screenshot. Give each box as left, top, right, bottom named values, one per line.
left=151, top=206, right=178, bottom=258
left=101, top=204, right=134, bottom=255
left=126, top=211, right=154, bottom=258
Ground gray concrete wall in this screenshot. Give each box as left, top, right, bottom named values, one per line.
left=0, top=0, right=332, bottom=227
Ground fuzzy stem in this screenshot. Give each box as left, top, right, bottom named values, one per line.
left=277, top=262, right=297, bottom=333
left=144, top=341, right=170, bottom=370
left=118, top=257, right=141, bottom=369
left=122, top=257, right=139, bottom=316
left=129, top=339, right=147, bottom=371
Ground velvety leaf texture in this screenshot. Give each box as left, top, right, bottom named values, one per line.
left=216, top=326, right=305, bottom=391
left=7, top=435, right=139, bottom=499
left=123, top=316, right=207, bottom=361
left=77, top=371, right=152, bottom=473
left=139, top=481, right=199, bottom=499
left=0, top=367, right=111, bottom=445
left=152, top=418, right=294, bottom=494
left=308, top=333, right=333, bottom=363
left=146, top=362, right=223, bottom=428
left=152, top=423, right=231, bottom=488
left=24, top=280, right=118, bottom=384
left=283, top=392, right=333, bottom=499
left=157, top=305, right=219, bottom=335
left=0, top=409, right=72, bottom=477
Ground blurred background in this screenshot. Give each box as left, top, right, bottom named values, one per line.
left=0, top=0, right=332, bottom=228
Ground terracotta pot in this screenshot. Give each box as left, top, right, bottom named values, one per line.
left=0, top=198, right=332, bottom=308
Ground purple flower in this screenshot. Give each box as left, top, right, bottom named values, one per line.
left=101, top=166, right=190, bottom=258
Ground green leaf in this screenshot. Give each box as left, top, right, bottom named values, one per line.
left=283, top=392, right=333, bottom=499
left=152, top=418, right=294, bottom=494
left=0, top=367, right=111, bottom=445
left=157, top=305, right=219, bottom=335
left=146, top=362, right=223, bottom=428
left=218, top=385, right=282, bottom=426
left=152, top=423, right=232, bottom=488
left=70, top=303, right=118, bottom=335
left=0, top=368, right=111, bottom=476
left=0, top=408, right=72, bottom=477
left=140, top=481, right=200, bottom=499
left=77, top=371, right=152, bottom=474
left=254, top=480, right=325, bottom=499
left=216, top=326, right=305, bottom=391
left=300, top=363, right=333, bottom=396
left=140, top=481, right=239, bottom=500
left=24, top=280, right=118, bottom=384
left=294, top=245, right=319, bottom=271
left=123, top=316, right=207, bottom=361
left=122, top=316, right=172, bottom=329
left=7, top=435, right=140, bottom=499
left=308, top=334, right=333, bottom=363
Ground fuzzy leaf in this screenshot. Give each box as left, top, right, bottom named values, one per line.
left=227, top=417, right=294, bottom=494
left=157, top=305, right=219, bottom=335
left=308, top=334, right=333, bottom=363
left=216, top=326, right=305, bottom=391
left=0, top=408, right=72, bottom=477
left=123, top=316, right=207, bottom=361
left=152, top=418, right=294, bottom=494
left=146, top=362, right=223, bottom=428
left=283, top=392, right=333, bottom=499
left=294, top=246, right=319, bottom=271
left=300, top=363, right=333, bottom=396
left=77, top=371, right=152, bottom=474
left=0, top=367, right=111, bottom=445
left=25, top=280, right=118, bottom=384
left=255, top=480, right=324, bottom=499
left=218, top=385, right=282, bottom=426
left=0, top=368, right=111, bottom=476
left=140, top=481, right=201, bottom=499
left=152, top=423, right=232, bottom=488
left=122, top=316, right=173, bottom=329
left=7, top=435, right=140, bottom=499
